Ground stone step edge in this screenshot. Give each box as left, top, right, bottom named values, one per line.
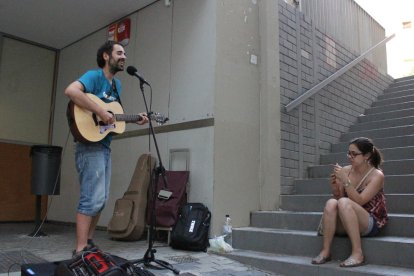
left=354, top=115, right=414, bottom=126
left=361, top=107, right=414, bottom=117
left=326, top=145, right=414, bottom=155
left=225, top=249, right=414, bottom=275
left=341, top=124, right=414, bottom=137
left=371, top=99, right=414, bottom=109
left=251, top=211, right=414, bottom=218
left=294, top=175, right=414, bottom=180
left=233, top=227, right=414, bottom=244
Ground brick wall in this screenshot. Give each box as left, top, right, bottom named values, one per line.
left=278, top=1, right=394, bottom=194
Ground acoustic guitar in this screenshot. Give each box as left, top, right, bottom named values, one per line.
left=67, top=93, right=167, bottom=143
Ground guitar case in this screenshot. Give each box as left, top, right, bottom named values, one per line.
left=108, top=153, right=156, bottom=240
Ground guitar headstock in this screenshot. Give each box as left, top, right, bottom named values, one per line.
left=150, top=112, right=169, bottom=125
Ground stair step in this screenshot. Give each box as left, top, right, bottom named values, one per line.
left=226, top=250, right=414, bottom=276
left=393, top=75, right=414, bottom=83
left=358, top=108, right=414, bottom=123
left=250, top=211, right=414, bottom=237
left=232, top=228, right=414, bottom=268
left=378, top=88, right=414, bottom=100
left=386, top=77, right=414, bottom=86
left=373, top=94, right=414, bottom=106
left=350, top=116, right=414, bottom=131
left=309, top=160, right=414, bottom=178
left=321, top=146, right=414, bottom=164
left=340, top=125, right=414, bottom=141
left=294, top=175, right=414, bottom=194
left=281, top=194, right=414, bottom=214
left=365, top=101, right=414, bottom=114
left=385, top=83, right=414, bottom=92
left=331, top=135, right=414, bottom=153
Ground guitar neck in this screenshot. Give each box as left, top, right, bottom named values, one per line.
left=115, top=114, right=142, bottom=123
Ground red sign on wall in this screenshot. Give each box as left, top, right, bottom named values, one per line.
left=108, top=18, right=131, bottom=46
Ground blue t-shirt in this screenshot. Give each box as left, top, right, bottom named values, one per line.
left=78, top=69, right=122, bottom=147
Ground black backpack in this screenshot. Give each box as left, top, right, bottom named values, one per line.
left=170, top=203, right=211, bottom=252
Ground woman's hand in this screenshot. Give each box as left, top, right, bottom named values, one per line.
left=331, top=164, right=345, bottom=198
left=330, top=173, right=340, bottom=198
left=333, top=163, right=348, bottom=185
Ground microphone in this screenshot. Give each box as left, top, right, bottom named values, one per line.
left=126, top=66, right=150, bottom=86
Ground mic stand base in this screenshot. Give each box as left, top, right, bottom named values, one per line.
left=133, top=247, right=180, bottom=275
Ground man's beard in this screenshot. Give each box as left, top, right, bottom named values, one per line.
left=109, top=58, right=124, bottom=74
left=110, top=66, right=122, bottom=74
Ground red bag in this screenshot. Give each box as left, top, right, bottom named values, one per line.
left=146, top=171, right=189, bottom=227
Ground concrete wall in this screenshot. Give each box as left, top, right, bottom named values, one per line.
left=213, top=0, right=262, bottom=233
left=212, top=0, right=282, bottom=233
left=278, top=1, right=394, bottom=194
left=300, top=0, right=388, bottom=74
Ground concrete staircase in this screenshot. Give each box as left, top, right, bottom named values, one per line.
left=226, top=76, right=414, bottom=275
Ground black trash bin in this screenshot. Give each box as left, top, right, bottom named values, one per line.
left=30, top=145, right=62, bottom=195
left=29, top=145, right=62, bottom=237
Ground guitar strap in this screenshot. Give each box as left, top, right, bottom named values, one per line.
left=111, top=80, right=123, bottom=107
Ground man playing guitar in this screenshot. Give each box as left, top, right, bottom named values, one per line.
left=64, top=41, right=148, bottom=257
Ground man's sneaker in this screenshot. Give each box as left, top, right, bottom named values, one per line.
left=71, top=244, right=94, bottom=258
left=87, top=239, right=97, bottom=248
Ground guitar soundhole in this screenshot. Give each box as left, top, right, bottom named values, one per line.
left=92, top=113, right=99, bottom=126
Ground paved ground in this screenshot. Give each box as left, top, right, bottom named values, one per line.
left=0, top=222, right=276, bottom=275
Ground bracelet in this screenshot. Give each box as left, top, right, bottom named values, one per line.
left=343, top=178, right=351, bottom=188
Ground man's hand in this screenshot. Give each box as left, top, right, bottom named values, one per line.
left=98, top=110, right=115, bottom=125
left=137, top=113, right=149, bottom=125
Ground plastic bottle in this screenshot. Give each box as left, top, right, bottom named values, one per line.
left=223, top=214, right=232, bottom=245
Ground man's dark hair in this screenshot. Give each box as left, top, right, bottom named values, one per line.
left=96, top=41, right=120, bottom=68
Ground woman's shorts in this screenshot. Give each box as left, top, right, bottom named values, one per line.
left=362, top=215, right=380, bottom=237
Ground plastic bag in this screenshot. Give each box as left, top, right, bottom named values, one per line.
left=208, top=235, right=233, bottom=253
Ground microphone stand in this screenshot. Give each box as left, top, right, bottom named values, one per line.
left=131, top=78, right=179, bottom=275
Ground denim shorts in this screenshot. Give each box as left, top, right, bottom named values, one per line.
left=362, top=215, right=380, bottom=237
left=75, top=143, right=111, bottom=216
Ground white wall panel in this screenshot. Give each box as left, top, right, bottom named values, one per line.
left=169, top=0, right=216, bottom=122
left=0, top=37, right=55, bottom=144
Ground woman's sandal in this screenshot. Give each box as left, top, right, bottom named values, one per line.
left=311, top=255, right=332, bottom=265
left=339, top=257, right=365, bottom=268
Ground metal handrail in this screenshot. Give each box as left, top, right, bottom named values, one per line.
left=285, top=33, right=395, bottom=112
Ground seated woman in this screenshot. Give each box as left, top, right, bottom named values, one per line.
left=311, top=137, right=388, bottom=267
